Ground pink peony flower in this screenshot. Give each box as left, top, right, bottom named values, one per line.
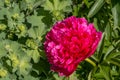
left=44, top=16, right=102, bottom=76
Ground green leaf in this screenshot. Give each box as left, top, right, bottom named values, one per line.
left=83, top=0, right=90, bottom=8
left=3, top=40, right=21, bottom=53
left=105, top=22, right=112, bottom=41
left=2, top=40, right=28, bottom=60
left=27, top=27, right=36, bottom=39
left=93, top=18, right=99, bottom=31
left=28, top=25, right=45, bottom=39
left=19, top=57, right=32, bottom=75
left=37, top=7, right=53, bottom=26
left=32, top=59, right=50, bottom=76
left=33, top=0, right=45, bottom=9
left=88, top=0, right=105, bottom=18
left=99, top=65, right=112, bottom=80
left=10, top=4, right=20, bottom=13
left=0, top=77, right=11, bottom=80
left=0, top=8, right=8, bottom=19
left=53, top=0, right=59, bottom=10
left=42, top=0, right=54, bottom=11
left=90, top=67, right=100, bottom=79
left=113, top=29, right=119, bottom=38
left=24, top=75, right=39, bottom=80
left=27, top=14, right=46, bottom=39
left=103, top=45, right=114, bottom=60
left=108, top=52, right=120, bottom=59
left=97, top=32, right=105, bottom=59
left=105, top=51, right=120, bottom=61
left=20, top=0, right=28, bottom=10
left=42, top=0, right=72, bottom=12
left=0, top=41, right=7, bottom=58
left=31, top=50, right=40, bottom=63
left=109, top=58, right=120, bottom=67
left=27, top=15, right=44, bottom=27
left=112, top=2, right=120, bottom=26
left=105, top=0, right=111, bottom=4
left=58, top=0, right=72, bottom=11
left=27, top=50, right=40, bottom=63
left=88, top=70, right=92, bottom=80
left=0, top=32, right=6, bottom=40
left=93, top=73, right=105, bottom=79
left=115, top=40, right=120, bottom=49
left=0, top=0, right=4, bottom=7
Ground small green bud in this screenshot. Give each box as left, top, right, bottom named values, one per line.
left=19, top=60, right=26, bottom=69
left=7, top=33, right=14, bottom=39
left=0, top=68, right=7, bottom=77
left=28, top=4, right=33, bottom=10
left=18, top=25, right=26, bottom=32
left=9, top=54, right=19, bottom=67
left=52, top=10, right=64, bottom=20
left=12, top=13, right=19, bottom=20
left=5, top=0, right=10, bottom=5
left=0, top=24, right=7, bottom=31
left=53, top=10, right=61, bottom=17
left=26, top=39, right=38, bottom=49
left=5, top=45, right=13, bottom=52
left=38, top=36, right=42, bottom=41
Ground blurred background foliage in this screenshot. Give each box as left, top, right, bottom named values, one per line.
left=0, top=0, right=120, bottom=80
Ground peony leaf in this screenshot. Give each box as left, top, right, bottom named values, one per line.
left=99, top=65, right=112, bottom=80
left=88, top=67, right=98, bottom=80
left=106, top=52, right=120, bottom=60
left=93, top=18, right=99, bottom=31
left=105, top=22, right=112, bottom=41
left=112, top=2, right=120, bottom=26
left=97, top=32, right=105, bottom=59
left=83, top=0, right=90, bottom=8
left=104, top=46, right=115, bottom=60
left=93, top=73, right=105, bottom=79
left=103, top=45, right=114, bottom=60
left=88, top=0, right=105, bottom=18
left=109, top=58, right=120, bottom=67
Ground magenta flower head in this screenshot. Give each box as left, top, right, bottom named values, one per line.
left=44, top=16, right=102, bottom=76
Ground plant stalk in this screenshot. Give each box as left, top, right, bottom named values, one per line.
left=85, top=58, right=96, bottom=67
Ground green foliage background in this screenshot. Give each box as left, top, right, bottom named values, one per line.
left=0, top=0, right=120, bottom=80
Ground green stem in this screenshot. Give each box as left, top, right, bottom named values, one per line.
left=69, top=75, right=72, bottom=80
left=91, top=55, right=99, bottom=62
left=85, top=58, right=96, bottom=67
left=66, top=73, right=73, bottom=80
left=66, top=76, right=69, bottom=80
